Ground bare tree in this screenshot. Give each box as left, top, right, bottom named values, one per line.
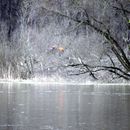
left=1, top=0, right=130, bottom=80
left=35, top=0, right=130, bottom=80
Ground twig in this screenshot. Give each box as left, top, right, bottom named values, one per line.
left=55, top=21, right=84, bottom=36
left=113, top=6, right=130, bottom=14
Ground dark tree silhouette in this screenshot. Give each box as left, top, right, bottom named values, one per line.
left=0, top=0, right=22, bottom=39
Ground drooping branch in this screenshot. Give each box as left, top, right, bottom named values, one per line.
left=65, top=55, right=130, bottom=80
left=106, top=54, right=115, bottom=67
left=78, top=57, right=98, bottom=80
left=55, top=21, right=84, bottom=36
left=67, top=63, right=130, bottom=80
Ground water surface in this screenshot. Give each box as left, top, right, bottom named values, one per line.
left=0, top=84, right=130, bottom=130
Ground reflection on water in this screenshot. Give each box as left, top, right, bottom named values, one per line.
left=0, top=84, right=130, bottom=130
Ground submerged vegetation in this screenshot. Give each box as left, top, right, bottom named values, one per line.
left=0, top=0, right=130, bottom=81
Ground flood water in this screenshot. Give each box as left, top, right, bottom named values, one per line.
left=0, top=83, right=130, bottom=130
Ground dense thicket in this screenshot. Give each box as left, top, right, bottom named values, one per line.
left=0, top=0, right=130, bottom=81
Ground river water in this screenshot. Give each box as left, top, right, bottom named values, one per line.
left=0, top=83, right=130, bottom=130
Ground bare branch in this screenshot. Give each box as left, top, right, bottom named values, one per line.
left=78, top=57, right=98, bottom=80
left=113, top=6, right=130, bottom=14
left=106, top=54, right=115, bottom=67
left=55, top=21, right=84, bottom=36
left=115, top=1, right=129, bottom=21
left=66, top=62, right=130, bottom=80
